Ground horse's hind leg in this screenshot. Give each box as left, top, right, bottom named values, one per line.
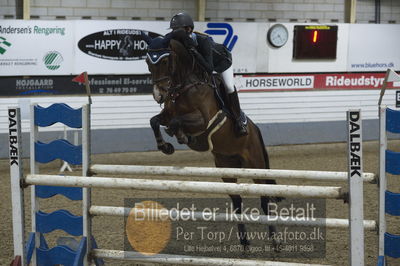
left=213, top=153, right=250, bottom=248
left=241, top=147, right=282, bottom=251
left=258, top=191, right=281, bottom=251
left=226, top=194, right=250, bottom=247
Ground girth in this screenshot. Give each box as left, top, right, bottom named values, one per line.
left=188, top=110, right=227, bottom=152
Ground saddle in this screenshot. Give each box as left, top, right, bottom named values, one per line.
left=210, top=75, right=247, bottom=124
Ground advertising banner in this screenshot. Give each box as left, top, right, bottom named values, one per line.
left=196, top=22, right=258, bottom=73
left=73, top=21, right=257, bottom=74
left=2, top=19, right=400, bottom=96
left=74, top=20, right=167, bottom=75
left=2, top=71, right=400, bottom=96
left=347, top=24, right=400, bottom=72
left=236, top=72, right=400, bottom=92
left=0, top=20, right=257, bottom=76
left=0, top=75, right=152, bottom=96
left=0, top=20, right=74, bottom=75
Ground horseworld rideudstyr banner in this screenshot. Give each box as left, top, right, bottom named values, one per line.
left=236, top=72, right=400, bottom=92
left=1, top=72, right=399, bottom=96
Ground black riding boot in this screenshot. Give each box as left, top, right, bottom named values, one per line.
left=227, top=89, right=248, bottom=136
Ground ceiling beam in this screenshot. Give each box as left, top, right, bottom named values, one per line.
left=345, top=0, right=357, bottom=23
left=15, top=0, right=30, bottom=19
left=197, top=0, right=206, bottom=22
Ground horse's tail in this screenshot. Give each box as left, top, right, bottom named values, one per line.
left=252, top=120, right=270, bottom=170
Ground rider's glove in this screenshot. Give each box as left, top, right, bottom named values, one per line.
left=188, top=47, right=202, bottom=59
left=188, top=47, right=197, bottom=54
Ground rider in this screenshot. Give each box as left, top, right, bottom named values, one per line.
left=166, top=12, right=248, bottom=137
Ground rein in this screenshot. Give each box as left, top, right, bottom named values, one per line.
left=165, top=50, right=207, bottom=103
left=158, top=50, right=204, bottom=103
left=152, top=76, right=170, bottom=84
left=168, top=81, right=205, bottom=103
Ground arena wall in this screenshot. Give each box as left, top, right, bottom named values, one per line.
left=1, top=2, right=400, bottom=158
left=0, top=90, right=396, bottom=158
left=1, top=0, right=399, bottom=24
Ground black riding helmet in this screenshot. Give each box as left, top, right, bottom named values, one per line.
left=170, top=12, right=194, bottom=30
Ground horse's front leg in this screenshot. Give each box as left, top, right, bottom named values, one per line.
left=150, top=113, right=175, bottom=155
left=169, top=112, right=206, bottom=144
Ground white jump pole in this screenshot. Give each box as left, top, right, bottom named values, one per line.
left=377, top=106, right=387, bottom=260
left=81, top=104, right=91, bottom=266
left=9, top=107, right=26, bottom=266
left=347, top=110, right=365, bottom=266
left=92, top=249, right=327, bottom=266
left=29, top=104, right=40, bottom=266
left=89, top=205, right=377, bottom=230
left=91, top=164, right=376, bottom=183
left=24, top=174, right=345, bottom=199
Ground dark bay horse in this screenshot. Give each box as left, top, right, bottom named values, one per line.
left=146, top=38, right=279, bottom=247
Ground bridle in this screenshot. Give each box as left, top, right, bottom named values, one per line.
left=147, top=48, right=176, bottom=83
left=152, top=76, right=172, bottom=87
left=147, top=46, right=201, bottom=103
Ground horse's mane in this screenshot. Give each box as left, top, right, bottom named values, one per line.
left=169, top=39, right=209, bottom=83
left=169, top=39, right=192, bottom=66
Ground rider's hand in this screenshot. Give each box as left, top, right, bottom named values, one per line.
left=171, top=28, right=187, bottom=41
left=188, top=47, right=198, bottom=55
left=171, top=28, right=196, bottom=49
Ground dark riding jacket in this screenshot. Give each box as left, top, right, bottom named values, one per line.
left=166, top=29, right=232, bottom=74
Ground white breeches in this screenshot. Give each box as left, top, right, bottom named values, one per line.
left=220, top=65, right=235, bottom=94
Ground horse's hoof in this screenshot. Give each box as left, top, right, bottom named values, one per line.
left=187, top=136, right=194, bottom=145
left=240, top=239, right=251, bottom=255
left=239, top=236, right=251, bottom=248
left=160, top=143, right=175, bottom=155
left=241, top=239, right=250, bottom=248
left=177, top=136, right=188, bottom=144
left=272, top=239, right=282, bottom=253
left=164, top=127, right=174, bottom=137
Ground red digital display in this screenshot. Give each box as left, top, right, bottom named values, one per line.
left=312, top=30, right=318, bottom=43
left=293, top=25, right=338, bottom=59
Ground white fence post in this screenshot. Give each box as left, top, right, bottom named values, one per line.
left=347, top=109, right=364, bottom=266
left=378, top=107, right=387, bottom=259
left=30, top=104, right=40, bottom=266
left=82, top=104, right=91, bottom=266
left=9, top=107, right=26, bottom=266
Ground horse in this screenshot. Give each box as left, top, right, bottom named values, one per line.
left=146, top=37, right=279, bottom=248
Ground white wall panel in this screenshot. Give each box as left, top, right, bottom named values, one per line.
left=1, top=90, right=397, bottom=134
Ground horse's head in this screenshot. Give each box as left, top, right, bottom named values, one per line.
left=146, top=37, right=176, bottom=104
left=146, top=37, right=193, bottom=104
